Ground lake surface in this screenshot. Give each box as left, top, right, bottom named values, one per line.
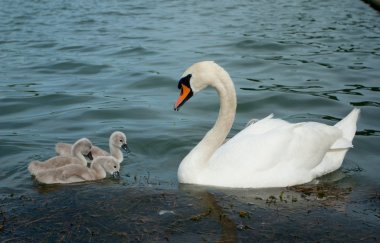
left=1, top=0, right=379, bottom=241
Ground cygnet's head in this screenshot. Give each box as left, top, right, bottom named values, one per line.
left=103, top=157, right=121, bottom=178
left=174, top=61, right=229, bottom=110
left=72, top=138, right=93, bottom=159
left=110, top=131, right=130, bottom=153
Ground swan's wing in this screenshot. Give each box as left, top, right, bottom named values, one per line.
left=238, top=114, right=290, bottom=138
left=59, top=165, right=94, bottom=183
left=48, top=156, right=82, bottom=167
left=245, top=113, right=274, bottom=127
left=35, top=170, right=57, bottom=184
left=35, top=167, right=66, bottom=184
left=211, top=116, right=292, bottom=172
left=31, top=156, right=79, bottom=173
left=91, top=146, right=109, bottom=158
left=206, top=120, right=343, bottom=187
left=55, top=143, right=72, bottom=156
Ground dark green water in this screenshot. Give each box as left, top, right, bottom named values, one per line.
left=1, top=0, right=379, bottom=241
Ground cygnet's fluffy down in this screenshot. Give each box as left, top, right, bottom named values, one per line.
left=28, top=138, right=92, bottom=176
left=55, top=131, right=129, bottom=163
left=34, top=156, right=120, bottom=184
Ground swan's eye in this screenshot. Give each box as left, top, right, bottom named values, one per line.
left=178, top=74, right=192, bottom=89
left=114, top=166, right=117, bottom=168
left=120, top=139, right=123, bottom=142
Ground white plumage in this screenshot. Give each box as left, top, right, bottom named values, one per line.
left=174, top=61, right=360, bottom=188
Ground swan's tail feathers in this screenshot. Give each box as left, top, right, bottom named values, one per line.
left=312, top=108, right=360, bottom=177
left=334, top=108, right=360, bottom=142
left=28, top=161, right=40, bottom=175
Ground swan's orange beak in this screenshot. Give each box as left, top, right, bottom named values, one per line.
left=174, top=84, right=193, bottom=111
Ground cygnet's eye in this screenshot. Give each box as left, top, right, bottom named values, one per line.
left=114, top=166, right=117, bottom=168
left=119, top=139, right=123, bottom=142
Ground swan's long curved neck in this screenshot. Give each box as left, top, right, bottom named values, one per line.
left=73, top=150, right=87, bottom=165
left=200, top=79, right=236, bottom=153
left=179, top=72, right=237, bottom=177
left=110, top=143, right=123, bottom=163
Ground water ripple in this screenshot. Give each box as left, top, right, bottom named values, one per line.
left=0, top=3, right=379, bottom=234
left=29, top=61, right=110, bottom=74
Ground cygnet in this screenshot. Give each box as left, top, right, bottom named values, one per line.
left=34, top=156, right=120, bottom=184
left=28, top=138, right=92, bottom=176
left=55, top=131, right=130, bottom=163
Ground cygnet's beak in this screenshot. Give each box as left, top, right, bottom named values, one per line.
left=86, top=151, right=93, bottom=160
left=121, top=143, right=131, bottom=154
left=112, top=171, right=120, bottom=179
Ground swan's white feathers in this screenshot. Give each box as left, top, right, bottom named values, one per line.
left=204, top=119, right=343, bottom=187
left=334, top=108, right=360, bottom=141
left=311, top=108, right=360, bottom=177
left=330, top=138, right=352, bottom=150
left=176, top=61, right=360, bottom=188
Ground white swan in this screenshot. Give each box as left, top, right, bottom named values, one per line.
left=55, top=131, right=129, bottom=163
left=34, top=156, right=120, bottom=184
left=174, top=61, right=360, bottom=188
left=28, top=138, right=93, bottom=176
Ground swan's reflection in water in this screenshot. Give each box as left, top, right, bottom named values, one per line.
left=178, top=178, right=356, bottom=241
left=1, top=175, right=378, bottom=241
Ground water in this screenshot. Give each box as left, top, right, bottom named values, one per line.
left=1, top=0, right=379, bottom=241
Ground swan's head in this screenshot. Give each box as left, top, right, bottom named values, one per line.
left=111, top=131, right=130, bottom=154
left=103, top=157, right=121, bottom=179
left=73, top=138, right=93, bottom=160
left=174, top=61, right=226, bottom=111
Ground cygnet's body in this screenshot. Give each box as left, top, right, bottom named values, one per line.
left=55, top=131, right=129, bottom=163
left=34, top=156, right=120, bottom=184
left=28, top=138, right=92, bottom=176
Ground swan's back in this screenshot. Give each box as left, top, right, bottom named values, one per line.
left=35, top=164, right=95, bottom=184
left=34, top=156, right=120, bottom=184
left=55, top=143, right=72, bottom=156
left=55, top=131, right=127, bottom=162
left=56, top=143, right=109, bottom=157
left=28, top=156, right=84, bottom=176
left=29, top=138, right=92, bottom=176
left=203, top=109, right=360, bottom=188
left=90, top=145, right=109, bottom=157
